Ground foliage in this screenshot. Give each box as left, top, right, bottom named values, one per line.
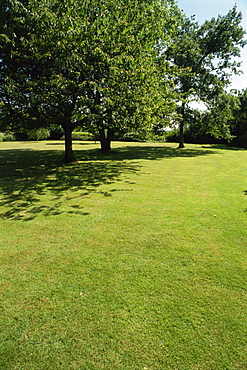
left=205, top=92, right=240, bottom=141
left=166, top=6, right=246, bottom=147
left=230, top=88, right=247, bottom=137
left=27, top=127, right=51, bottom=141
left=165, top=128, right=227, bottom=145
left=1, top=2, right=246, bottom=156
left=0, top=131, right=15, bottom=141
left=166, top=93, right=241, bottom=145
left=114, top=130, right=149, bottom=142
left=71, top=132, right=96, bottom=141
left=0, top=0, right=178, bottom=161
left=222, top=88, right=247, bottom=148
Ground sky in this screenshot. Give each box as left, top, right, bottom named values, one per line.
left=176, top=0, right=247, bottom=92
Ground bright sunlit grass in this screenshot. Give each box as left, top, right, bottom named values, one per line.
left=0, top=141, right=246, bottom=369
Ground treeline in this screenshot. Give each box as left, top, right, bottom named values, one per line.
left=0, top=0, right=246, bottom=161
left=166, top=89, right=247, bottom=148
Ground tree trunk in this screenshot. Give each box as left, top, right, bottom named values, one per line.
left=62, top=124, right=77, bottom=163
left=178, top=102, right=185, bottom=148
left=99, top=128, right=113, bottom=153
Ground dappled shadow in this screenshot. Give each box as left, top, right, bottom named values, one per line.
left=0, top=149, right=139, bottom=221
left=46, top=142, right=94, bottom=146
left=76, top=144, right=217, bottom=162
left=202, top=144, right=247, bottom=151
left=0, top=144, right=216, bottom=221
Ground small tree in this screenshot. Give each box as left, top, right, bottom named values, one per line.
left=27, top=128, right=51, bottom=142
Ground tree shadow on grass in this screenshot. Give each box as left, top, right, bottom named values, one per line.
left=0, top=149, right=140, bottom=221
left=76, top=144, right=217, bottom=161
left=0, top=145, right=216, bottom=221
left=202, top=144, right=247, bottom=151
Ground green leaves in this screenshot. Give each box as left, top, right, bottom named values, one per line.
left=1, top=0, right=180, bottom=151
left=167, top=5, right=246, bottom=100
left=3, top=0, right=245, bottom=152
left=163, top=5, right=246, bottom=146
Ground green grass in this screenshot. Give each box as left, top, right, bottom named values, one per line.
left=0, top=140, right=246, bottom=369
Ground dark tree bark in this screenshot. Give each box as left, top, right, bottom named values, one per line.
left=61, top=116, right=89, bottom=163
left=178, top=102, right=185, bottom=148
left=98, top=103, right=114, bottom=152
left=99, top=127, right=114, bottom=153
left=62, top=123, right=77, bottom=163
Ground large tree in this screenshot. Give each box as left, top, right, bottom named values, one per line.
left=166, top=6, right=246, bottom=148
left=0, top=0, right=178, bottom=162
left=1, top=0, right=100, bottom=162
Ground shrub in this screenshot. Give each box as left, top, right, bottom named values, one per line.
left=0, top=132, right=16, bottom=142
left=27, top=128, right=50, bottom=141
left=165, top=128, right=227, bottom=145
left=71, top=132, right=96, bottom=141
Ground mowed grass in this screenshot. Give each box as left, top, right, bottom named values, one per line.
left=0, top=140, right=246, bottom=369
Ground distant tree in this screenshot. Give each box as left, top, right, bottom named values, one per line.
left=166, top=6, right=246, bottom=148
left=0, top=0, right=177, bottom=162
left=27, top=128, right=51, bottom=142
left=230, top=89, right=247, bottom=137
left=204, top=92, right=240, bottom=141
left=168, top=93, right=241, bottom=145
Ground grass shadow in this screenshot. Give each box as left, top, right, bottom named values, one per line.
left=46, top=142, right=94, bottom=146
left=202, top=144, right=247, bottom=151
left=0, top=149, right=140, bottom=221
left=0, top=144, right=216, bottom=221
left=76, top=144, right=217, bottom=161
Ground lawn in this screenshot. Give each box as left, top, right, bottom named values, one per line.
left=0, top=140, right=246, bottom=369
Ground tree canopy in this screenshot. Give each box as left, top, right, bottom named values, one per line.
left=0, top=1, right=246, bottom=160
left=165, top=5, right=246, bottom=147
left=0, top=0, right=178, bottom=161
